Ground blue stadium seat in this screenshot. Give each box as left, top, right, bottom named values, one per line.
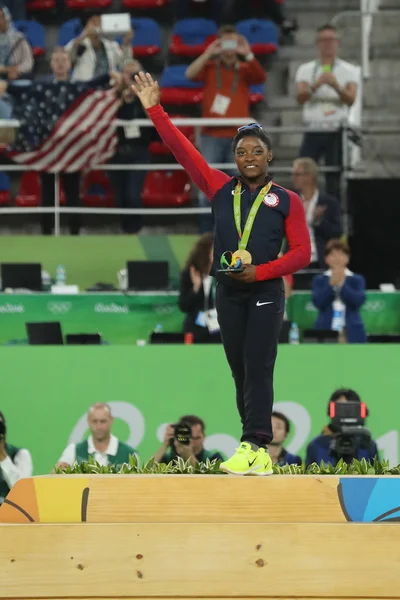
left=160, top=65, right=203, bottom=105
left=58, top=19, right=82, bottom=47
left=130, top=18, right=161, bottom=57
left=170, top=19, right=217, bottom=57
left=14, top=21, right=46, bottom=57
left=236, top=19, right=278, bottom=55
left=250, top=83, right=265, bottom=104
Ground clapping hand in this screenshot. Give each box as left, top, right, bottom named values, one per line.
left=315, top=72, right=340, bottom=91
left=132, top=71, right=161, bottom=110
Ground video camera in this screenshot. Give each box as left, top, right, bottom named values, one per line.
left=169, top=420, right=192, bottom=448
left=329, top=401, right=372, bottom=462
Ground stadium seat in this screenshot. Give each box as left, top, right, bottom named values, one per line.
left=122, top=0, right=169, bottom=8
left=149, top=115, right=195, bottom=156
left=81, top=171, right=114, bottom=207
left=14, top=21, right=46, bottom=58
left=15, top=172, right=41, bottom=207
left=142, top=170, right=191, bottom=207
left=130, top=18, right=161, bottom=58
left=160, top=65, right=203, bottom=106
left=250, top=83, right=265, bottom=104
left=15, top=172, right=67, bottom=207
left=236, top=19, right=279, bottom=55
left=169, top=19, right=217, bottom=57
left=65, top=0, right=112, bottom=9
left=58, top=19, right=82, bottom=47
left=27, top=0, right=56, bottom=11
left=0, top=172, right=10, bottom=205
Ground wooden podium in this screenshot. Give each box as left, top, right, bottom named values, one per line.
left=0, top=475, right=399, bottom=600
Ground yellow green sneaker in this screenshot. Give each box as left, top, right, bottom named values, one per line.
left=220, top=442, right=273, bottom=476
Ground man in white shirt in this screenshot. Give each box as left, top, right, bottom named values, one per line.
left=0, top=411, right=33, bottom=504
left=295, top=24, right=358, bottom=198
left=56, top=402, right=138, bottom=469
left=65, top=14, right=134, bottom=82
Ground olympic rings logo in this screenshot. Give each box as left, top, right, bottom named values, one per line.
left=47, top=302, right=72, bottom=315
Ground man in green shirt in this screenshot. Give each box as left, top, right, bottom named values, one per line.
left=154, top=415, right=224, bottom=466
left=55, top=402, right=138, bottom=470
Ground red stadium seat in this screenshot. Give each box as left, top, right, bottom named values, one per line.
left=142, top=170, right=191, bottom=207
left=149, top=115, right=195, bottom=156
left=0, top=190, right=10, bottom=205
left=122, top=0, right=169, bottom=8
left=15, top=172, right=67, bottom=207
left=15, top=172, right=41, bottom=207
left=65, top=0, right=112, bottom=9
left=81, top=170, right=114, bottom=207
left=169, top=19, right=218, bottom=58
left=27, top=0, right=56, bottom=10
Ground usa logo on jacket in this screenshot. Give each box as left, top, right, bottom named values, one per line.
left=263, top=193, right=280, bottom=207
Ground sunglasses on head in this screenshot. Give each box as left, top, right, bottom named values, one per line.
left=237, top=122, right=263, bottom=133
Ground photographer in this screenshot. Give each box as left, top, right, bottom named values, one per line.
left=185, top=24, right=266, bottom=232
left=305, top=389, right=378, bottom=466
left=269, top=411, right=302, bottom=466
left=154, top=415, right=224, bottom=466
left=0, top=411, right=33, bottom=505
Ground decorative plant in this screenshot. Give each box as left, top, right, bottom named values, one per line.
left=53, top=455, right=400, bottom=476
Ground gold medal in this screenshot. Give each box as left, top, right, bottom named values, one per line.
left=233, top=249, right=252, bottom=264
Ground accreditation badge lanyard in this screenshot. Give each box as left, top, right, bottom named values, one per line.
left=233, top=180, right=273, bottom=252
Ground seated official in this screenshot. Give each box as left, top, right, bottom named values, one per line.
left=305, top=388, right=379, bottom=467
left=55, top=402, right=138, bottom=469
left=269, top=411, right=302, bottom=466
left=179, top=233, right=220, bottom=343
left=153, top=415, right=224, bottom=467
left=0, top=411, right=33, bottom=505
left=312, top=239, right=367, bottom=343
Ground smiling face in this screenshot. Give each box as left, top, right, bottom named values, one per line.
left=234, top=135, right=272, bottom=181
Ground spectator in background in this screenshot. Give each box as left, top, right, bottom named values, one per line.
left=305, top=388, right=378, bottom=466
left=55, top=402, right=138, bottom=469
left=185, top=25, right=266, bottom=232
left=179, top=232, right=221, bottom=343
left=0, top=411, right=33, bottom=505
left=312, top=239, right=367, bottom=343
left=109, top=59, right=151, bottom=234
left=0, top=6, right=33, bottom=118
left=153, top=415, right=224, bottom=466
left=269, top=411, right=302, bottom=466
left=2, top=1, right=26, bottom=21
left=65, top=15, right=134, bottom=82
left=292, top=157, right=342, bottom=268
left=39, top=48, right=82, bottom=236
left=295, top=24, right=358, bottom=198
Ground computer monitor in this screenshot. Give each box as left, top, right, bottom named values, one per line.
left=127, top=261, right=169, bottom=291
left=65, top=333, right=102, bottom=345
left=26, top=322, right=64, bottom=345
left=303, top=329, right=339, bottom=344
left=1, top=263, right=42, bottom=291
left=149, top=332, right=185, bottom=344
left=293, top=269, right=322, bottom=291
left=368, top=334, right=400, bottom=344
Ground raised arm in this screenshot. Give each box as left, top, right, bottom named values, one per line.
left=132, top=72, right=230, bottom=200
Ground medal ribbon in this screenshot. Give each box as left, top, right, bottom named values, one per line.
left=233, top=180, right=273, bottom=250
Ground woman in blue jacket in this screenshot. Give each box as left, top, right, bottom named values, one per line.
left=312, top=239, right=367, bottom=343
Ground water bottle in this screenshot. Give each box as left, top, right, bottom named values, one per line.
left=289, top=322, right=300, bottom=345
left=55, top=265, right=66, bottom=286
left=154, top=323, right=163, bottom=334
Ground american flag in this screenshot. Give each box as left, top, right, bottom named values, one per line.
left=7, top=77, right=120, bottom=173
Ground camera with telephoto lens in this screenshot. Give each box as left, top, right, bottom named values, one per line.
left=329, top=401, right=372, bottom=463
left=0, top=418, right=6, bottom=441
left=169, top=420, right=192, bottom=448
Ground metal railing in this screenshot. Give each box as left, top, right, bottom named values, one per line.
left=0, top=117, right=346, bottom=235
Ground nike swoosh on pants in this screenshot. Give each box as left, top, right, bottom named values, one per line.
left=256, top=301, right=274, bottom=306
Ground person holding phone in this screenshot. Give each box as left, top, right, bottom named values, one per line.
left=132, top=71, right=311, bottom=475
left=185, top=25, right=266, bottom=232
left=295, top=24, right=358, bottom=198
